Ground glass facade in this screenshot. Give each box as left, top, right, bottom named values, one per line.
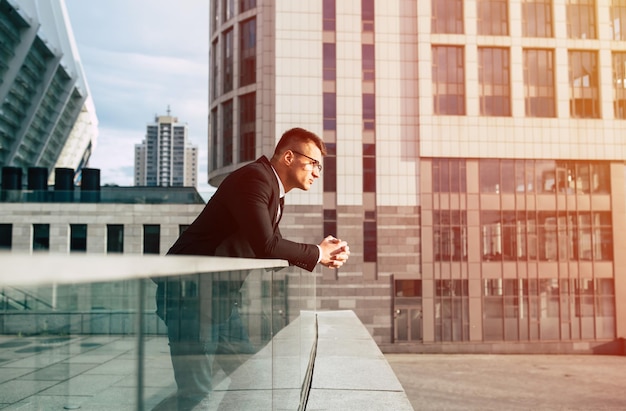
left=484, top=278, right=615, bottom=341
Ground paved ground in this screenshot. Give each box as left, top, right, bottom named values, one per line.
left=385, top=353, right=626, bottom=411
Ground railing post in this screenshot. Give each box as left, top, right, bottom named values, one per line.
left=136, top=279, right=145, bottom=411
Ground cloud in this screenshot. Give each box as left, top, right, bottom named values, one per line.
left=65, top=1, right=210, bottom=188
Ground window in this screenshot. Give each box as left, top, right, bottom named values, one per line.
left=33, top=224, right=49, bottom=252
left=222, top=100, right=233, bottom=166
left=323, top=0, right=336, bottom=31
left=107, top=224, right=124, bottom=253
left=239, top=92, right=256, bottom=162
left=613, top=52, right=626, bottom=119
left=477, top=0, right=508, bottom=35
left=323, top=43, right=336, bottom=81
left=434, top=211, right=468, bottom=261
left=363, top=94, right=375, bottom=130
left=479, top=47, right=511, bottom=116
left=484, top=278, right=615, bottom=341
left=394, top=280, right=423, bottom=342
left=523, top=49, right=556, bottom=117
left=522, top=0, right=553, bottom=37
left=211, top=40, right=218, bottom=100
left=323, top=92, right=336, bottom=130
left=323, top=209, right=337, bottom=238
left=70, top=224, right=87, bottom=253
left=362, top=44, right=374, bottom=81
left=432, top=0, right=463, bottom=34
left=432, top=158, right=466, bottom=193
left=434, top=280, right=469, bottom=342
left=222, top=0, right=234, bottom=22
left=143, top=225, right=160, bottom=254
left=240, top=19, right=256, bottom=87
left=611, top=0, right=626, bottom=40
left=211, top=0, right=219, bottom=32
left=240, top=0, right=256, bottom=13
left=363, top=144, right=376, bottom=193
left=223, top=29, right=234, bottom=93
left=211, top=108, right=218, bottom=168
left=0, top=224, right=12, bottom=250
left=567, top=0, right=596, bottom=39
left=363, top=220, right=377, bottom=262
left=323, top=143, right=336, bottom=192
left=362, top=0, right=374, bottom=32
left=432, top=46, right=465, bottom=115
left=569, top=50, right=600, bottom=118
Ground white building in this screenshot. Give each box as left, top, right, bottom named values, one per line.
left=134, top=112, right=198, bottom=187
left=207, top=0, right=626, bottom=354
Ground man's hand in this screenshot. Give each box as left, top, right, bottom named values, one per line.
left=319, top=235, right=350, bottom=269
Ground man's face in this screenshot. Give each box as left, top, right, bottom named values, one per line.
left=288, top=143, right=322, bottom=191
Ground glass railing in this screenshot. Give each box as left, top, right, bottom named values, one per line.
left=0, top=254, right=316, bottom=410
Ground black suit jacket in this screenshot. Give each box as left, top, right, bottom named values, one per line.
left=167, top=156, right=319, bottom=272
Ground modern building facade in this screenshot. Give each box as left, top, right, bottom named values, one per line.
left=134, top=111, right=198, bottom=187
left=208, top=0, right=626, bottom=354
left=0, top=0, right=98, bottom=184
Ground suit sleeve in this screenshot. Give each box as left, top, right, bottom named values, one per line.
left=226, top=168, right=319, bottom=271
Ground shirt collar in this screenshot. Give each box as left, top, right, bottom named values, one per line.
left=270, top=164, right=285, bottom=198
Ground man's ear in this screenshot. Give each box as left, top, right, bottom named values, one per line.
left=283, top=149, right=295, bottom=166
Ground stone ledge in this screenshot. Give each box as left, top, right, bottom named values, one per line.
left=308, top=311, right=414, bottom=411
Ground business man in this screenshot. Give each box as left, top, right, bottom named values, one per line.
left=156, top=127, right=350, bottom=410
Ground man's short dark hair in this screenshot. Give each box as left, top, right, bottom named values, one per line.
left=274, top=127, right=327, bottom=156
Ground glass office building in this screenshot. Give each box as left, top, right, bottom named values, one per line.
left=208, top=0, right=626, bottom=354
left=0, top=0, right=98, bottom=183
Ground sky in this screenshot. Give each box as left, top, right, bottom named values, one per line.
left=64, top=0, right=215, bottom=195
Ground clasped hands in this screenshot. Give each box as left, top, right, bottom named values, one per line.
left=319, top=235, right=350, bottom=269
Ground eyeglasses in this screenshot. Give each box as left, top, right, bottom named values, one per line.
left=292, top=150, right=323, bottom=172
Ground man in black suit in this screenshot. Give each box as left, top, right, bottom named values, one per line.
left=156, top=127, right=350, bottom=410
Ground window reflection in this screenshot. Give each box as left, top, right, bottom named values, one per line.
left=483, top=278, right=615, bottom=341
left=433, top=158, right=466, bottom=192
left=478, top=47, right=511, bottom=116
left=523, top=49, right=556, bottom=117
left=432, top=46, right=465, bottom=115
left=477, top=0, right=508, bottom=36
left=434, top=210, right=468, bottom=261
left=611, top=1, right=626, bottom=40
left=479, top=159, right=610, bottom=195
left=240, top=19, right=256, bottom=87
left=431, top=0, right=463, bottom=34
left=566, top=0, right=596, bottom=39
left=569, top=50, right=600, bottom=118
left=612, top=52, right=626, bottom=119
left=481, top=210, right=612, bottom=262
left=522, top=0, right=553, bottom=37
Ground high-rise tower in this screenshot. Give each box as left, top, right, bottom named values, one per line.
left=134, top=111, right=197, bottom=187
left=208, top=0, right=626, bottom=353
